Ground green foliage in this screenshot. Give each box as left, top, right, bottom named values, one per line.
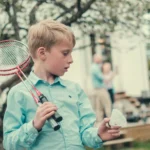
left=133, top=141, right=150, bottom=149
left=0, top=0, right=149, bottom=42
left=85, top=141, right=150, bottom=150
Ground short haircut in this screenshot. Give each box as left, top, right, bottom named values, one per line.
left=28, top=19, right=76, bottom=58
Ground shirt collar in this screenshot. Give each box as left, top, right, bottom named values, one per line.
left=28, top=71, right=66, bottom=87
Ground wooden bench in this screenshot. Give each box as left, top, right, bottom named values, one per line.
left=85, top=138, right=134, bottom=150
left=103, top=138, right=134, bottom=150
left=104, top=137, right=134, bottom=146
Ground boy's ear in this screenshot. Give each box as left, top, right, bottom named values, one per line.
left=37, top=47, right=46, bottom=60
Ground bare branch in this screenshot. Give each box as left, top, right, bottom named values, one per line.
left=77, top=0, right=81, bottom=11
left=29, top=0, right=46, bottom=25
left=19, top=27, right=28, bottom=32
left=0, top=22, right=10, bottom=39
left=5, top=1, right=11, bottom=22
left=55, top=4, right=76, bottom=20
left=12, top=0, right=20, bottom=40
left=62, top=0, right=96, bottom=26
left=54, top=1, right=69, bottom=10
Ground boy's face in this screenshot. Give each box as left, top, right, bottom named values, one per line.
left=43, top=40, right=73, bottom=76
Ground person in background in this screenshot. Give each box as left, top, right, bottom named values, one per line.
left=91, top=54, right=112, bottom=124
left=102, top=62, right=117, bottom=104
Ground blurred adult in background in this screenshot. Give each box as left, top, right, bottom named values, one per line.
left=102, top=62, right=117, bottom=104
left=91, top=54, right=112, bottom=124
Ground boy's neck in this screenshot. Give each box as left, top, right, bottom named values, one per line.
left=33, top=68, right=56, bottom=84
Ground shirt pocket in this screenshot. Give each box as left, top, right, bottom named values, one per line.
left=54, top=94, right=79, bottom=113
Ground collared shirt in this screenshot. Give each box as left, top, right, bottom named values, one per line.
left=3, top=71, right=103, bottom=150
left=91, top=63, right=104, bottom=88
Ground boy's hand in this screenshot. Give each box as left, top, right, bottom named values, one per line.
left=33, top=102, right=57, bottom=130
left=98, top=118, right=121, bottom=141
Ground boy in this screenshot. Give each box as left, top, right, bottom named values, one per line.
left=3, top=19, right=120, bottom=150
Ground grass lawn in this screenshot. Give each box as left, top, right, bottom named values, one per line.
left=85, top=141, right=150, bottom=150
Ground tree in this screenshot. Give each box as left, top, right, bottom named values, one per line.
left=0, top=0, right=149, bottom=91
left=0, top=0, right=96, bottom=90
left=77, top=0, right=150, bottom=61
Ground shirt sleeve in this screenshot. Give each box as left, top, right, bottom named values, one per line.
left=3, top=88, right=39, bottom=150
left=76, top=84, right=103, bottom=149
left=91, top=64, right=104, bottom=82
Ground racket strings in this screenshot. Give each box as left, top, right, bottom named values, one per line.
left=0, top=41, right=29, bottom=70
left=0, top=57, right=30, bottom=75
left=0, top=40, right=41, bottom=100
left=0, top=45, right=28, bottom=65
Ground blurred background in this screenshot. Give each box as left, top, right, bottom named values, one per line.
left=1, top=0, right=150, bottom=150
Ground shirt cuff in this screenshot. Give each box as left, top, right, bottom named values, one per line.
left=25, top=120, right=39, bottom=146
left=93, top=128, right=103, bottom=144
left=26, top=120, right=39, bottom=134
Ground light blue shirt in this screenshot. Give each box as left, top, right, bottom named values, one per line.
left=3, top=71, right=103, bottom=150
left=91, top=63, right=104, bottom=88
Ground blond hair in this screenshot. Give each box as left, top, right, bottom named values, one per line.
left=28, top=19, right=76, bottom=58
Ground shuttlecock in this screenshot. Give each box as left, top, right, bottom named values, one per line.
left=109, top=109, right=127, bottom=127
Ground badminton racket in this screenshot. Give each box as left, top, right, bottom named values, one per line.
left=0, top=40, right=63, bottom=131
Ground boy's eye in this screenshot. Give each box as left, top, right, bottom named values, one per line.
left=63, top=52, right=69, bottom=56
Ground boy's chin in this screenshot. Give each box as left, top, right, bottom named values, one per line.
left=59, top=73, right=65, bottom=76
left=54, top=72, right=65, bottom=76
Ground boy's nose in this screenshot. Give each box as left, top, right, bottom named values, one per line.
left=68, top=55, right=73, bottom=64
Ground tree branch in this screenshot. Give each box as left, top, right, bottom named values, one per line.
left=29, top=0, right=46, bottom=25
left=12, top=0, right=20, bottom=40
left=77, top=0, right=81, bottom=11
left=53, top=1, right=69, bottom=10
left=62, top=0, right=96, bottom=26
left=19, top=27, right=28, bottom=32
left=0, top=22, right=10, bottom=40
left=55, top=4, right=76, bottom=20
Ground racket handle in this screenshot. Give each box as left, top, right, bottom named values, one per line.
left=48, top=118, right=60, bottom=131
left=38, top=102, right=60, bottom=131
left=39, top=94, right=63, bottom=122
left=52, top=112, right=63, bottom=122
